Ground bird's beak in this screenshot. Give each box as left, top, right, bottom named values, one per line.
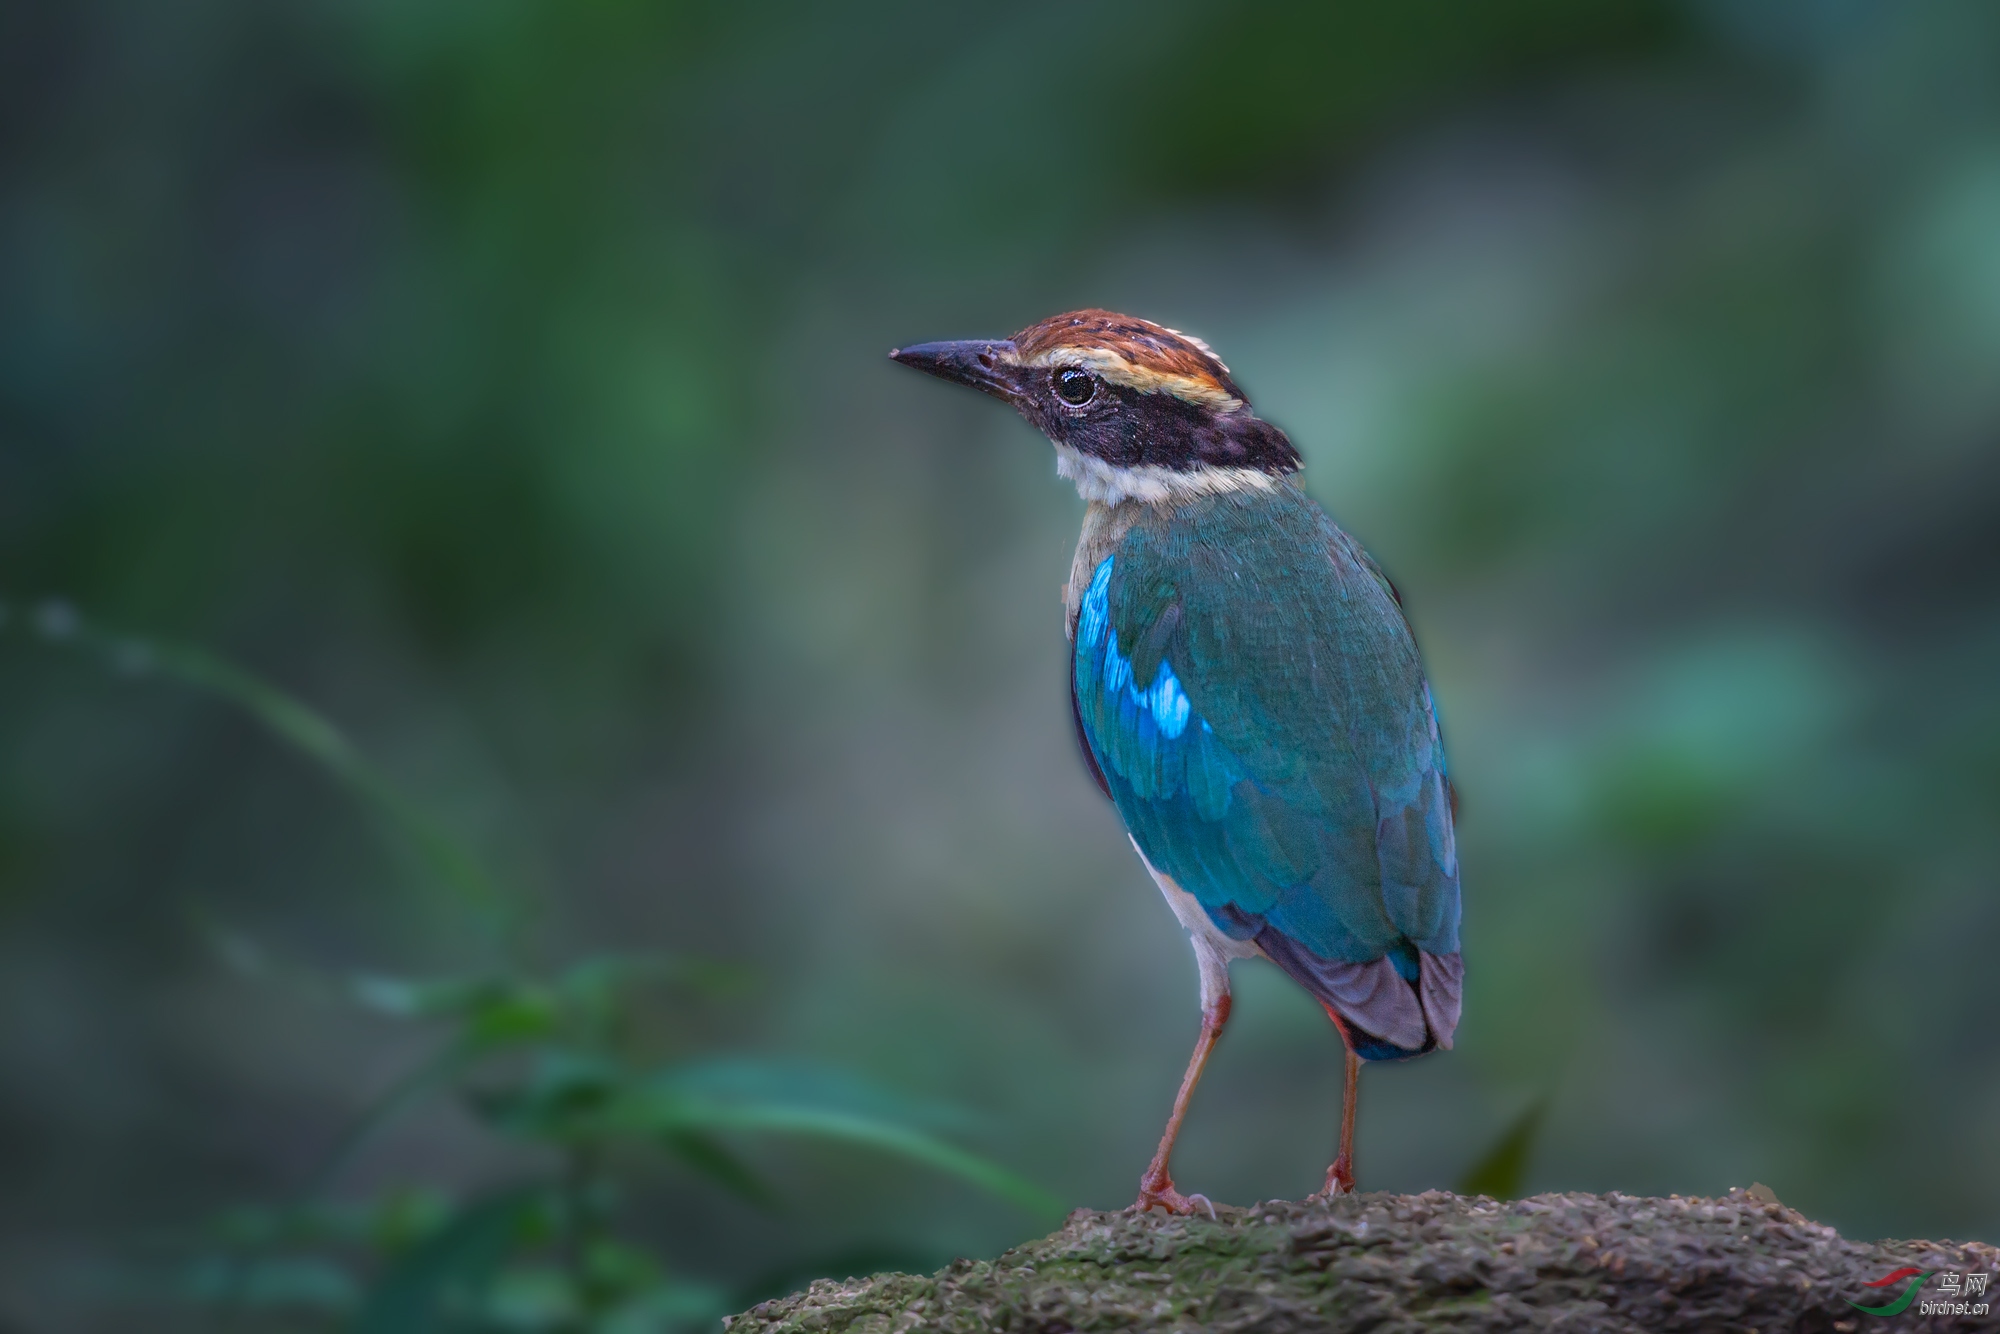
left=888, top=338, right=1020, bottom=402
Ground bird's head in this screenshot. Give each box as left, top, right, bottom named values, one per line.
left=890, top=309, right=1300, bottom=504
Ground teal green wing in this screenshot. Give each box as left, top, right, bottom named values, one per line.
left=1072, top=490, right=1460, bottom=1058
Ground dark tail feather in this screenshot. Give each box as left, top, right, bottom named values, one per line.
left=1253, top=927, right=1423, bottom=1054
left=1419, top=951, right=1462, bottom=1051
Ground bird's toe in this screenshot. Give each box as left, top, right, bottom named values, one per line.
left=1308, top=1154, right=1356, bottom=1202
left=1127, top=1184, right=1217, bottom=1218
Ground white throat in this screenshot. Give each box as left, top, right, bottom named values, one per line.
left=1053, top=445, right=1282, bottom=505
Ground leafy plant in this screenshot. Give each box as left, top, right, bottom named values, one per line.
left=1456, top=1099, right=1547, bottom=1202
left=5, top=600, right=1058, bottom=1331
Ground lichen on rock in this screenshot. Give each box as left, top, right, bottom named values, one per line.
left=726, top=1189, right=1998, bottom=1332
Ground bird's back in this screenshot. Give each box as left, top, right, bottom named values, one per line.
left=1067, top=479, right=1461, bottom=1058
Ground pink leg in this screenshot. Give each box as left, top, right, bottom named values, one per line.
left=1317, top=1007, right=1362, bottom=1197
left=1128, top=994, right=1230, bottom=1217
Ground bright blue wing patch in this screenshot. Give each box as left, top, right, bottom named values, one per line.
left=1077, top=556, right=1242, bottom=824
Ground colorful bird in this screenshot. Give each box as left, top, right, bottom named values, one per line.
left=890, top=310, right=1461, bottom=1215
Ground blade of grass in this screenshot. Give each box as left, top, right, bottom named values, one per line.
left=12, top=600, right=518, bottom=930
left=620, top=1095, right=1061, bottom=1221
left=192, top=921, right=502, bottom=1202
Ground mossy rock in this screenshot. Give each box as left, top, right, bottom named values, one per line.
left=726, top=1189, right=1997, bottom=1332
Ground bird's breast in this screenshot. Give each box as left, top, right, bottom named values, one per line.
left=1064, top=501, right=1146, bottom=640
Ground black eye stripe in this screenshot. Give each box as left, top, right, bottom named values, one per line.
left=1054, top=367, right=1097, bottom=406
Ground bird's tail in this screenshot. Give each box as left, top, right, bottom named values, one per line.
left=1255, top=927, right=1461, bottom=1061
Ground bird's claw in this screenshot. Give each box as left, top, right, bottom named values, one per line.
left=1308, top=1152, right=1355, bottom=1202
left=1127, top=1183, right=1216, bottom=1219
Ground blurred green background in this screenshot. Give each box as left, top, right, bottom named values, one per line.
left=4, top=0, right=1999, bottom=1328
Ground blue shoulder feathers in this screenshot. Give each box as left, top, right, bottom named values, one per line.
left=1071, top=485, right=1462, bottom=1059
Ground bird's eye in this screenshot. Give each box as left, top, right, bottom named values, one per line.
left=1054, top=367, right=1097, bottom=406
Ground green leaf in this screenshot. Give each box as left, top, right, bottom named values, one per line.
left=365, top=1190, right=458, bottom=1254
left=182, top=1254, right=362, bottom=1310
left=459, top=984, right=563, bottom=1046
left=348, top=974, right=481, bottom=1018
left=1457, top=1099, right=1547, bottom=1200
left=470, top=1050, right=627, bottom=1140
left=646, top=1058, right=981, bottom=1135
left=483, top=1265, right=579, bottom=1329
left=656, top=1129, right=778, bottom=1209
left=352, top=1187, right=544, bottom=1334
left=592, top=1279, right=731, bottom=1334
left=579, top=1238, right=662, bottom=1296
left=615, top=1077, right=1060, bottom=1220
left=346, top=974, right=564, bottom=1051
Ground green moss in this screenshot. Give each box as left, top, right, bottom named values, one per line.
left=728, top=1190, right=2000, bottom=1333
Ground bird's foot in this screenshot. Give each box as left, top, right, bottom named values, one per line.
left=1310, top=1153, right=1355, bottom=1201
left=1127, top=1176, right=1216, bottom=1219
